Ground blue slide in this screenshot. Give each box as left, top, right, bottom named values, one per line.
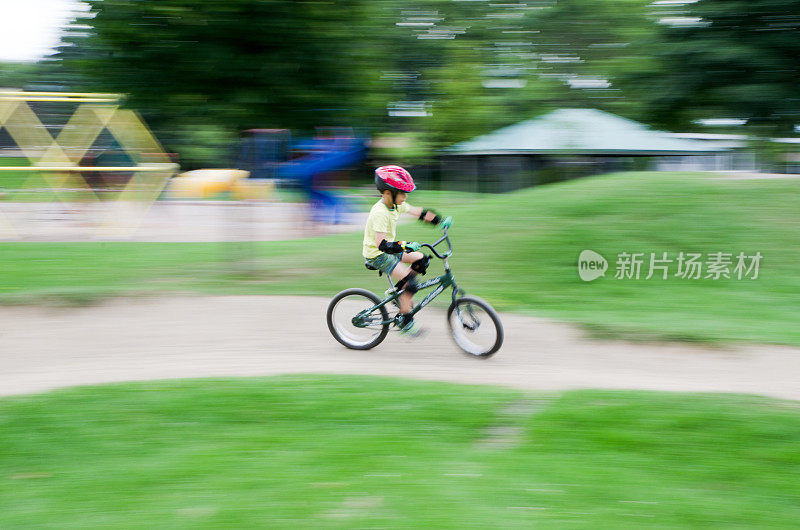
left=238, top=131, right=368, bottom=224
left=277, top=136, right=367, bottom=224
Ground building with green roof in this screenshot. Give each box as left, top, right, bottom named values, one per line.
left=441, top=108, right=733, bottom=191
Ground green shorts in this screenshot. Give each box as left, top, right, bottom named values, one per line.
left=365, top=253, right=402, bottom=276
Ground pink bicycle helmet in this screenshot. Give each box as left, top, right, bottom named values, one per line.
left=375, top=165, right=416, bottom=193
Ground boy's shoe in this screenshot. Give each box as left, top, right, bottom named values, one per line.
left=399, top=319, right=427, bottom=338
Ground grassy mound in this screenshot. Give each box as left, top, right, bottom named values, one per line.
left=1, top=171, right=798, bottom=344
left=1, top=376, right=799, bottom=527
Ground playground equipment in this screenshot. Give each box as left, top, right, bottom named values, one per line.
left=0, top=91, right=177, bottom=237
left=236, top=128, right=368, bottom=224
left=169, top=169, right=248, bottom=199
left=166, top=128, right=367, bottom=223
left=167, top=169, right=275, bottom=200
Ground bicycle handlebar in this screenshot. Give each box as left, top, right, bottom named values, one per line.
left=419, top=227, right=453, bottom=259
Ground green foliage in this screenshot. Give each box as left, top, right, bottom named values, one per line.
left=0, top=62, right=44, bottom=89
left=61, top=0, right=391, bottom=165
left=55, top=0, right=664, bottom=163
left=371, top=132, right=433, bottom=165
left=620, top=0, right=800, bottom=134
left=412, top=0, right=659, bottom=149
left=171, top=123, right=238, bottom=168
left=42, top=0, right=800, bottom=161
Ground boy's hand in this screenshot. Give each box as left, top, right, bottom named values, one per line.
left=439, top=216, right=453, bottom=229
left=404, top=241, right=421, bottom=252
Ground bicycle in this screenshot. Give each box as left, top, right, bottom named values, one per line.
left=326, top=227, right=504, bottom=358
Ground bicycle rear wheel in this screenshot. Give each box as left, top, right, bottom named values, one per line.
left=447, top=296, right=503, bottom=358
left=327, top=288, right=390, bottom=350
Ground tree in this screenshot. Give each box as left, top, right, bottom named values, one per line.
left=60, top=0, right=391, bottom=165
left=56, top=0, right=666, bottom=165
left=622, top=0, right=800, bottom=134
left=416, top=0, right=659, bottom=149
left=0, top=62, right=45, bottom=90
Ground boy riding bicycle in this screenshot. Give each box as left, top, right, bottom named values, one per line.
left=363, top=165, right=452, bottom=337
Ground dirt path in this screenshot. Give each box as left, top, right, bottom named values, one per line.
left=2, top=295, right=799, bottom=399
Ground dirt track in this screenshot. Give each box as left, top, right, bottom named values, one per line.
left=2, top=295, right=799, bottom=400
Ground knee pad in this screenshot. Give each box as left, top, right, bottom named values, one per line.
left=411, top=254, right=431, bottom=275
left=395, top=272, right=419, bottom=294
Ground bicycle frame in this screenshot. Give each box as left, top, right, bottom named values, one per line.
left=353, top=228, right=465, bottom=328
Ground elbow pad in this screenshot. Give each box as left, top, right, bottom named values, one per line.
left=378, top=239, right=404, bottom=254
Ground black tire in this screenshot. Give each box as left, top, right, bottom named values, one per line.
left=327, top=288, right=390, bottom=350
left=447, top=296, right=504, bottom=358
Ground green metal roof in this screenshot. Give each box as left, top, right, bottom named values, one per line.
left=445, top=108, right=727, bottom=155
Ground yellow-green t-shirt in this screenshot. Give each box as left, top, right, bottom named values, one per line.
left=362, top=199, right=411, bottom=259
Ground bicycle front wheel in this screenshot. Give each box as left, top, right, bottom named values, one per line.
left=447, top=296, right=503, bottom=358
left=327, top=288, right=390, bottom=350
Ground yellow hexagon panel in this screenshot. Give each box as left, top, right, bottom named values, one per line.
left=0, top=92, right=178, bottom=239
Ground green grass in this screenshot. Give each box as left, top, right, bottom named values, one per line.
left=1, top=171, right=799, bottom=345
left=1, top=376, right=799, bottom=527
left=0, top=156, right=32, bottom=191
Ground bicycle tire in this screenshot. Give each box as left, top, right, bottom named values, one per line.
left=447, top=296, right=503, bottom=358
left=327, top=288, right=390, bottom=350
